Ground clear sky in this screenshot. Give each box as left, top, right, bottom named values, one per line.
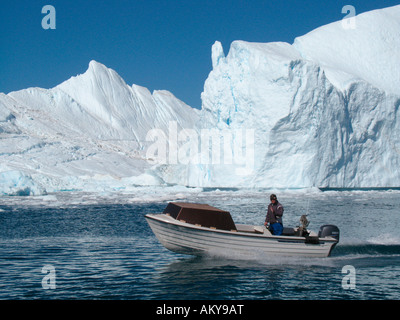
left=1, top=0, right=399, bottom=108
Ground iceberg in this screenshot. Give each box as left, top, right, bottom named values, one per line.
left=0, top=5, right=399, bottom=195
left=0, top=61, right=199, bottom=195
left=189, top=5, right=400, bottom=188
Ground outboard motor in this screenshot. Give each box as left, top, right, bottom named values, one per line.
left=318, top=225, right=340, bottom=242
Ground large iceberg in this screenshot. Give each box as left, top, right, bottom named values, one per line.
left=158, top=5, right=400, bottom=188
left=0, top=61, right=200, bottom=194
left=1, top=5, right=399, bottom=194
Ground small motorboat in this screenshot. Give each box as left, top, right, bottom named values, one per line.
left=145, top=202, right=340, bottom=258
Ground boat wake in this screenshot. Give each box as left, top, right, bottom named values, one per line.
left=332, top=233, right=400, bottom=257
left=332, top=243, right=400, bottom=257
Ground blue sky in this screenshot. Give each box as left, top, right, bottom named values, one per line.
left=1, top=0, right=399, bottom=108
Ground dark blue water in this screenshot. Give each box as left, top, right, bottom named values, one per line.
left=1, top=190, right=399, bottom=300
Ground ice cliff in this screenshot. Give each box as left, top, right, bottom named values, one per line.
left=1, top=5, right=399, bottom=195
left=191, top=5, right=400, bottom=188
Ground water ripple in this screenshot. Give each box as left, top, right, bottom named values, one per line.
left=1, top=193, right=400, bottom=299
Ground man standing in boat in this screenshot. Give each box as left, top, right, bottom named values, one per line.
left=264, top=194, right=284, bottom=235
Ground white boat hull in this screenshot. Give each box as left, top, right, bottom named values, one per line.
left=145, top=214, right=338, bottom=258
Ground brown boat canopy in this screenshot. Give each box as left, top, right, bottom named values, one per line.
left=163, top=202, right=237, bottom=231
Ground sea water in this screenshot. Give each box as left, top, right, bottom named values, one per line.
left=0, top=189, right=399, bottom=300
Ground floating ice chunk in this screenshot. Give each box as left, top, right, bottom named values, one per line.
left=0, top=170, right=46, bottom=196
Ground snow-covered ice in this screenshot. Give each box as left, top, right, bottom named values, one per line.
left=1, top=5, right=400, bottom=195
